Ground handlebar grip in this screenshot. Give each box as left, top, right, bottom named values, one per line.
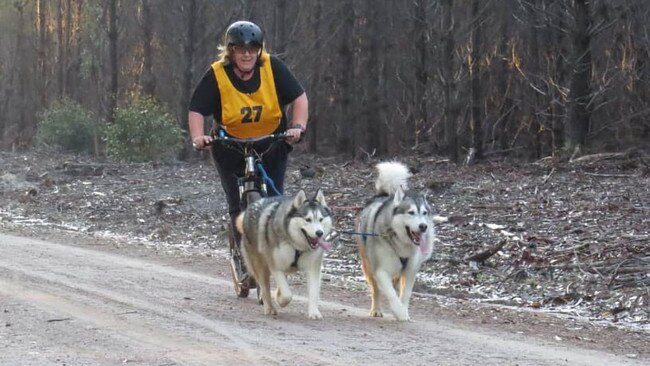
left=212, top=133, right=288, bottom=144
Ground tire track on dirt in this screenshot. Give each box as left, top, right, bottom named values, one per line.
left=0, top=235, right=344, bottom=365
left=0, top=278, right=259, bottom=365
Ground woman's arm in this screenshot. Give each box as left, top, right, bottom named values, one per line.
left=188, top=111, right=212, bottom=149
left=286, top=92, right=308, bottom=144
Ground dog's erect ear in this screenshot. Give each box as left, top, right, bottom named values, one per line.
left=314, top=189, right=327, bottom=206
left=292, top=189, right=308, bottom=208
left=393, top=186, right=405, bottom=204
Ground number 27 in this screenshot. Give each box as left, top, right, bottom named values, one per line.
left=241, top=106, right=263, bottom=123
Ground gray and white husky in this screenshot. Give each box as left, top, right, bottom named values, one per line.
left=235, top=189, right=333, bottom=319
left=356, top=162, right=434, bottom=321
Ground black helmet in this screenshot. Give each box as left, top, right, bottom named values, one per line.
left=225, top=21, right=263, bottom=48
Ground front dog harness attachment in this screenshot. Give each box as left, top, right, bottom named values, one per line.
left=399, top=257, right=409, bottom=271
left=212, top=52, right=283, bottom=138
left=385, top=231, right=409, bottom=271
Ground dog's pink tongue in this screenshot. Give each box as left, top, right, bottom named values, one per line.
left=318, top=238, right=333, bottom=252
left=419, top=236, right=431, bottom=255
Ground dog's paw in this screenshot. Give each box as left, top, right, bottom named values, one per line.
left=264, top=304, right=278, bottom=316
left=369, top=310, right=383, bottom=318
left=394, top=312, right=411, bottom=322
left=275, top=289, right=292, bottom=308
left=308, top=310, right=323, bottom=320
left=277, top=295, right=292, bottom=307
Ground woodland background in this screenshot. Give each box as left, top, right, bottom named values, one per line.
left=1, top=0, right=649, bottom=161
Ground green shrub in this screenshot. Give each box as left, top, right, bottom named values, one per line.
left=36, top=98, right=103, bottom=154
left=107, top=97, right=184, bottom=162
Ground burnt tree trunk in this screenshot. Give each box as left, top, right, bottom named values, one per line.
left=307, top=0, right=322, bottom=153
left=64, top=0, right=73, bottom=95
left=469, top=0, right=483, bottom=160
left=412, top=0, right=429, bottom=147
left=107, top=0, right=118, bottom=124
left=496, top=1, right=513, bottom=152
left=336, top=0, right=355, bottom=155
left=441, top=0, right=458, bottom=162
left=179, top=0, right=198, bottom=160
left=141, top=0, right=156, bottom=95
left=57, top=0, right=66, bottom=97
left=546, top=0, right=567, bottom=153
left=37, top=0, right=50, bottom=107
left=364, top=0, right=381, bottom=156
left=565, top=0, right=592, bottom=151
left=528, top=4, right=542, bottom=158
left=273, top=0, right=287, bottom=55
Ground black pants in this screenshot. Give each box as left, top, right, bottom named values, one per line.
left=211, top=140, right=291, bottom=220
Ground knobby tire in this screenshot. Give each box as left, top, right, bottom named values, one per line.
left=243, top=191, right=263, bottom=304
left=229, top=190, right=263, bottom=299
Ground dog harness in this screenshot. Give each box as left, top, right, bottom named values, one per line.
left=359, top=201, right=411, bottom=272
left=212, top=52, right=283, bottom=138
left=399, top=257, right=409, bottom=271
left=363, top=229, right=409, bottom=272
left=291, top=250, right=302, bottom=268
left=385, top=231, right=409, bottom=271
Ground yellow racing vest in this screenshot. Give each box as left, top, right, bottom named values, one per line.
left=211, top=52, right=283, bottom=138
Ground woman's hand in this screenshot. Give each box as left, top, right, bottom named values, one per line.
left=285, top=127, right=304, bottom=144
left=192, top=135, right=213, bottom=150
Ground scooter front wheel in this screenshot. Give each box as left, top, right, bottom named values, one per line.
left=228, top=229, right=250, bottom=298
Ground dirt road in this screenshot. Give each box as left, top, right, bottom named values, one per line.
left=0, top=233, right=646, bottom=366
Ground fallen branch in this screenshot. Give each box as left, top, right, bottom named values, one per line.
left=583, top=172, right=638, bottom=178
left=542, top=167, right=556, bottom=185
left=569, top=151, right=630, bottom=165
left=611, top=277, right=650, bottom=290
left=469, top=205, right=513, bottom=210
left=464, top=239, right=508, bottom=263
left=539, top=260, right=650, bottom=275
left=551, top=242, right=590, bottom=253
left=47, top=317, right=72, bottom=323
left=607, top=266, right=650, bottom=275
left=621, top=234, right=650, bottom=242
left=63, top=162, right=106, bottom=176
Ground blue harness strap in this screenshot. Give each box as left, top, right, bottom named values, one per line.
left=338, top=230, right=380, bottom=244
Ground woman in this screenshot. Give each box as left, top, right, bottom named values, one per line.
left=188, top=20, right=308, bottom=287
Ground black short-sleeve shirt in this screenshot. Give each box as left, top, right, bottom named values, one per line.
left=189, top=55, right=304, bottom=130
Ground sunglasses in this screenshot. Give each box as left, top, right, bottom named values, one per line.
left=232, top=45, right=261, bottom=55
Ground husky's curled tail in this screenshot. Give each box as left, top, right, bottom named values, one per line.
left=374, top=161, right=411, bottom=196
